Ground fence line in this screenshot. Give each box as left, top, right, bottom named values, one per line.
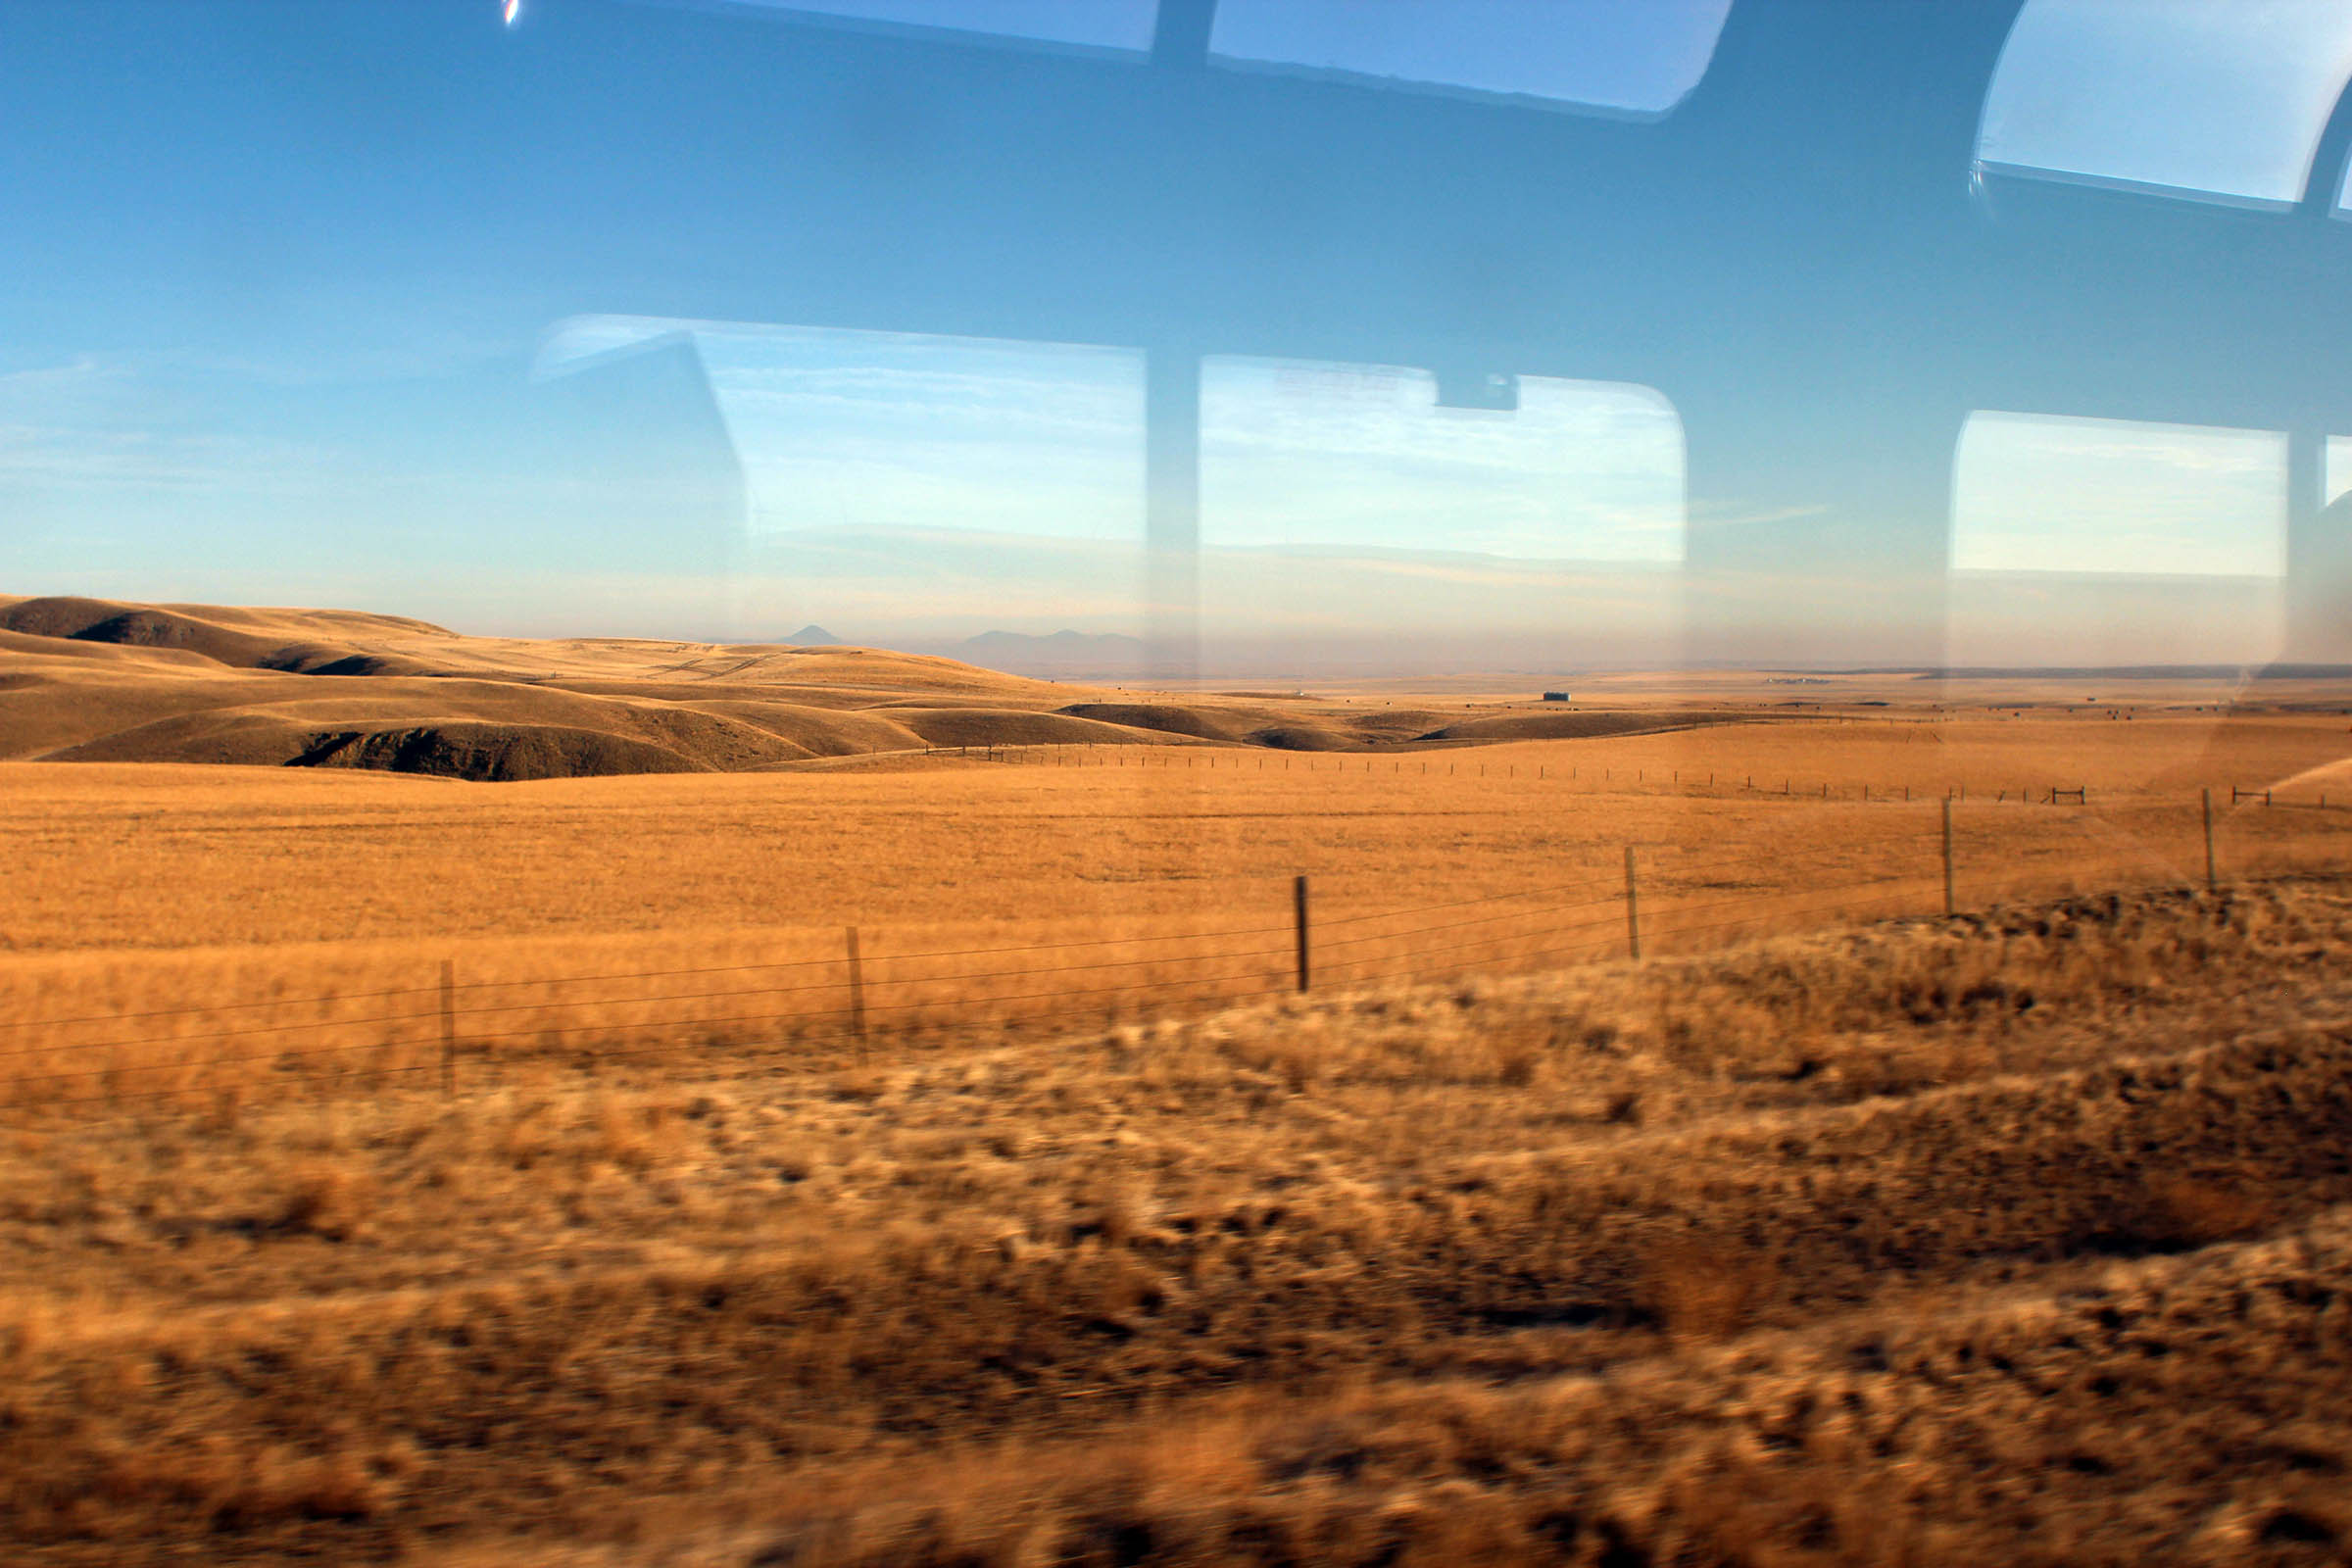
left=1, top=792, right=2345, bottom=1118
left=923, top=740, right=2352, bottom=820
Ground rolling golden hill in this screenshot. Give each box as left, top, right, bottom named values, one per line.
left=0, top=596, right=1747, bottom=781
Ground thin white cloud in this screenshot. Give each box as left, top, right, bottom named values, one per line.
left=0, top=422, right=340, bottom=494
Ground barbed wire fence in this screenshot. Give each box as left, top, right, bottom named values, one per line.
left=930, top=739, right=2352, bottom=811
left=0, top=785, right=2345, bottom=1118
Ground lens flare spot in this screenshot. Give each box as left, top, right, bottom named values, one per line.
left=503, top=0, right=520, bottom=25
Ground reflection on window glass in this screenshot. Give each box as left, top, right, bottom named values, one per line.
left=629, top=0, right=1157, bottom=55
left=539, top=317, right=1145, bottom=544
left=2329, top=435, right=2352, bottom=508
left=1200, top=358, right=1684, bottom=562
left=1977, top=0, right=2352, bottom=209
left=1953, top=412, right=2286, bottom=577
left=1208, top=0, right=1732, bottom=117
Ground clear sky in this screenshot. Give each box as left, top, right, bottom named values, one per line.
left=5, top=1, right=2350, bottom=669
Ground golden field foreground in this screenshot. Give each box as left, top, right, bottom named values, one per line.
left=6, top=600, right=2352, bottom=1563
left=0, top=693, right=2348, bottom=1108
left=5, top=884, right=2352, bottom=1566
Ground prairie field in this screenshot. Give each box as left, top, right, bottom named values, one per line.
left=0, top=702, right=2348, bottom=1110
left=6, top=884, right=2352, bottom=1565
left=5, top=601, right=2352, bottom=1564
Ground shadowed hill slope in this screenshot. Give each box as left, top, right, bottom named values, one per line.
left=1418, top=709, right=1757, bottom=742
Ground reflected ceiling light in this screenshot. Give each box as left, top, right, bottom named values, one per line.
left=1977, top=0, right=2352, bottom=209
left=1208, top=0, right=1734, bottom=118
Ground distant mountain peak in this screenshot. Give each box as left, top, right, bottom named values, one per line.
left=782, top=624, right=843, bottom=646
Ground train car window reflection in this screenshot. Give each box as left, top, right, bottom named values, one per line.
left=1199, top=357, right=1684, bottom=563
left=1207, top=0, right=1733, bottom=118
left=1946, top=412, right=2288, bottom=666
left=541, top=317, right=1147, bottom=549
left=1954, top=412, right=2287, bottom=578
left=623, top=0, right=1158, bottom=56
left=1976, top=0, right=2352, bottom=209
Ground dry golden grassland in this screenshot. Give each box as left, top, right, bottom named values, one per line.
left=3, top=884, right=2351, bottom=1564
left=0, top=706, right=2346, bottom=1108
left=5, top=610, right=2352, bottom=1564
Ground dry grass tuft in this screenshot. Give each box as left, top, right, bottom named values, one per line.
left=1640, top=1237, right=1781, bottom=1341
left=269, top=1162, right=372, bottom=1241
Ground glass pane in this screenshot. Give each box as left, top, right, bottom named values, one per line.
left=629, top=0, right=1158, bottom=54
left=1209, top=0, right=1733, bottom=116
left=1194, top=357, right=1684, bottom=669
left=1953, top=412, right=2287, bottom=577
left=544, top=318, right=1146, bottom=545
left=1978, top=0, right=2352, bottom=208
left=1948, top=412, right=2288, bottom=665
left=1200, top=357, right=1683, bottom=561
left=540, top=317, right=1148, bottom=637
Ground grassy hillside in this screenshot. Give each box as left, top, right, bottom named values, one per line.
left=0, top=596, right=1790, bottom=779
left=3, top=885, right=2349, bottom=1564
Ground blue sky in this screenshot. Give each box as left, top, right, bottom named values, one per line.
left=5, top=1, right=2349, bottom=666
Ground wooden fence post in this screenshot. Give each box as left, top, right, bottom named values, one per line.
left=1623, top=847, right=1642, bottom=960
left=439, top=959, right=457, bottom=1097
left=845, top=926, right=869, bottom=1057
left=2203, top=788, right=2217, bottom=892
left=1941, top=797, right=1955, bottom=916
left=1293, top=875, right=1311, bottom=993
